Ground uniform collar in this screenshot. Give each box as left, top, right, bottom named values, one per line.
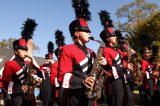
left=75, top=42, right=88, bottom=54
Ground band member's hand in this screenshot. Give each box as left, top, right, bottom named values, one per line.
left=104, top=71, right=112, bottom=77
left=99, top=57, right=107, bottom=66
left=24, top=54, right=32, bottom=62
left=153, top=71, right=159, bottom=77
left=50, top=60, right=55, bottom=64
left=127, top=63, right=133, bottom=71
left=49, top=60, right=54, bottom=66
left=46, top=60, right=54, bottom=66
left=130, top=49, right=135, bottom=54
left=37, top=78, right=42, bottom=84
left=83, top=76, right=95, bottom=89
left=21, top=85, right=28, bottom=93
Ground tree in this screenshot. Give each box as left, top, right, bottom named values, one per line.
left=115, top=0, right=158, bottom=37
left=133, top=11, right=160, bottom=49
left=0, top=38, right=40, bottom=51
left=115, top=0, right=160, bottom=51
left=0, top=38, right=14, bottom=49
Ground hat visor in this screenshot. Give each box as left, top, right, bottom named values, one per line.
left=107, top=33, right=116, bottom=38
left=78, top=27, right=91, bottom=33
left=144, top=51, right=150, bottom=53
left=17, top=46, right=28, bottom=51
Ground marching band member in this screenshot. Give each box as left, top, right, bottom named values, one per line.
left=2, top=18, right=40, bottom=106
left=2, top=39, right=38, bottom=106
left=40, top=42, right=54, bottom=106
left=116, top=31, right=135, bottom=106
left=98, top=10, right=133, bottom=106
left=50, top=29, right=66, bottom=106
left=57, top=0, right=107, bottom=106
left=140, top=47, right=155, bottom=106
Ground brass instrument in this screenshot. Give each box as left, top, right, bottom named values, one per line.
left=24, top=55, right=40, bottom=100
left=132, top=55, right=143, bottom=86
left=85, top=37, right=106, bottom=100
left=152, top=41, right=160, bottom=80
left=126, top=41, right=143, bottom=86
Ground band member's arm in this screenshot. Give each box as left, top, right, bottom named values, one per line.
left=103, top=50, right=112, bottom=67
left=141, top=60, right=147, bottom=74
left=50, top=62, right=59, bottom=87
left=117, top=48, right=133, bottom=70
left=58, top=48, right=84, bottom=89
left=141, top=60, right=153, bottom=79
left=117, top=49, right=127, bottom=68
left=2, top=61, right=22, bottom=94
left=2, top=62, right=13, bottom=91
left=39, top=64, right=46, bottom=79
left=25, top=59, right=43, bottom=79
left=117, top=49, right=127, bottom=59
left=33, top=65, right=43, bottom=78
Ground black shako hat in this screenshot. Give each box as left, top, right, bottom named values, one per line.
left=98, top=10, right=116, bottom=42
left=69, top=0, right=91, bottom=37
left=69, top=18, right=91, bottom=37
left=139, top=47, right=150, bottom=56
left=13, top=38, right=28, bottom=51
left=45, top=41, right=54, bottom=59
left=54, top=30, right=65, bottom=58
left=45, top=53, right=53, bottom=59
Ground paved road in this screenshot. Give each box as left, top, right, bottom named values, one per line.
left=0, top=99, right=43, bottom=106
left=0, top=91, right=144, bottom=106
left=0, top=98, right=144, bottom=106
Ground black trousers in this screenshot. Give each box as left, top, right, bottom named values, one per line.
left=144, top=79, right=154, bottom=106
left=5, top=94, right=34, bottom=106
left=150, top=80, right=160, bottom=106
left=123, top=83, right=134, bottom=106
left=107, top=78, right=124, bottom=106
left=40, top=76, right=54, bottom=106
left=63, top=89, right=94, bottom=106
left=57, top=87, right=65, bottom=106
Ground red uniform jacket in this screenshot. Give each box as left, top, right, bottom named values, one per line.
left=2, top=57, right=41, bottom=95
left=2, top=58, right=29, bottom=94
left=50, top=61, right=59, bottom=98
left=0, top=76, right=2, bottom=88
left=58, top=43, right=95, bottom=89
left=103, top=46, right=126, bottom=80
left=141, top=59, right=153, bottom=79
left=40, top=64, right=52, bottom=79
left=141, top=59, right=155, bottom=89
left=117, top=48, right=132, bottom=83
left=50, top=61, right=59, bottom=87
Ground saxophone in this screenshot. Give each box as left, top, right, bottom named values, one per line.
left=125, top=41, right=143, bottom=86
left=152, top=41, right=160, bottom=80
left=85, top=37, right=106, bottom=100
left=132, top=56, right=143, bottom=86
left=24, top=55, right=40, bottom=100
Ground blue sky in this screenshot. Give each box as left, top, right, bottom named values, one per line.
left=0, top=0, right=159, bottom=58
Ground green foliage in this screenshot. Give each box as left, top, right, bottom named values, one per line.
left=0, top=38, right=15, bottom=49
left=115, top=0, right=159, bottom=51
left=0, top=38, right=40, bottom=51
left=116, top=0, right=158, bottom=35
left=134, top=12, right=160, bottom=49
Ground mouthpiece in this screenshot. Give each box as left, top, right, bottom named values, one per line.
left=89, top=36, right=104, bottom=46
left=89, top=36, right=95, bottom=40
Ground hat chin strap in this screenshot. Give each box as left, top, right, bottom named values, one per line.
left=15, top=53, right=25, bottom=62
